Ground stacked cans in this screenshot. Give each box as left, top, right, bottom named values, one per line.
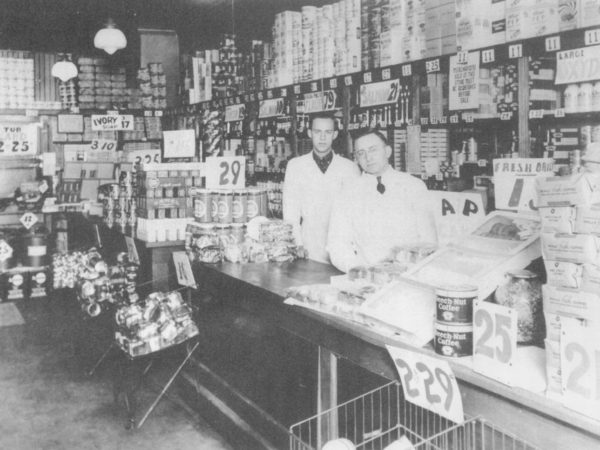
left=345, top=0, right=362, bottom=74
left=77, top=57, right=127, bottom=110
left=138, top=63, right=167, bottom=110
left=434, top=285, right=477, bottom=358
left=193, top=188, right=268, bottom=224
left=0, top=54, right=35, bottom=109
left=272, top=11, right=302, bottom=86
left=301, top=6, right=317, bottom=82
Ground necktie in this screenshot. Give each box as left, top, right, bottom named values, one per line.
left=376, top=176, right=386, bottom=194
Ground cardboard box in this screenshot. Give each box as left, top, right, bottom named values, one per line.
left=536, top=173, right=600, bottom=207
left=539, top=206, right=575, bottom=233
left=574, top=204, right=600, bottom=235
left=542, top=284, right=600, bottom=321
left=541, top=232, right=600, bottom=264
left=545, top=260, right=583, bottom=289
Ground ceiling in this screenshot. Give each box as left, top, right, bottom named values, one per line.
left=0, top=0, right=333, bottom=56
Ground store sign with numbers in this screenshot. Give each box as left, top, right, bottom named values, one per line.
left=205, top=156, right=245, bottom=189
left=449, top=51, right=480, bottom=110
left=20, top=212, right=38, bottom=230
left=387, top=345, right=464, bottom=424
left=555, top=44, right=600, bottom=84
left=225, top=104, right=246, bottom=122
left=493, top=158, right=554, bottom=211
left=360, top=79, right=401, bottom=107
left=90, top=114, right=134, bottom=131
left=258, top=98, right=285, bottom=118
left=0, top=122, right=38, bottom=156
left=301, top=90, right=337, bottom=113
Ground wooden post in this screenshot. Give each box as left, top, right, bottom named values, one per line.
left=518, top=56, right=530, bottom=157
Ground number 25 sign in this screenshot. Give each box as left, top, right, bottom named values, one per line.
left=205, top=156, right=246, bottom=189
left=387, top=345, right=464, bottom=423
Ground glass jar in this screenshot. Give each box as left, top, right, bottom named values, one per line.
left=494, top=269, right=544, bottom=345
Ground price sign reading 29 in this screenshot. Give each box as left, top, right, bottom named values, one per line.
left=206, top=156, right=246, bottom=190
left=387, top=345, right=464, bottom=424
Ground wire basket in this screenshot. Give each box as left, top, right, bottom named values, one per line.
left=289, top=381, right=538, bottom=450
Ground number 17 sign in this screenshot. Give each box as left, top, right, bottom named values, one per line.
left=387, top=345, right=464, bottom=424
left=205, top=156, right=246, bottom=190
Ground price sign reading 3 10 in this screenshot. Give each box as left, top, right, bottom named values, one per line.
left=387, top=345, right=464, bottom=423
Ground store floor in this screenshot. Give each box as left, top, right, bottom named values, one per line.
left=0, top=296, right=232, bottom=450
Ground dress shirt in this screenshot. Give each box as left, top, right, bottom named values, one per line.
left=327, top=166, right=438, bottom=272
left=283, top=152, right=360, bottom=263
left=313, top=150, right=334, bottom=173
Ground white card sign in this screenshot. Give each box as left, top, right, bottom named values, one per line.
left=473, top=301, right=518, bottom=386
left=0, top=122, right=38, bottom=156
left=258, top=98, right=285, bottom=118
left=449, top=51, right=480, bottom=110
left=555, top=45, right=600, bottom=84
left=91, top=114, right=134, bottom=131
left=20, top=212, right=38, bottom=230
left=493, top=158, right=554, bottom=211
left=225, top=104, right=246, bottom=122
left=126, top=149, right=161, bottom=165
left=173, top=251, right=197, bottom=288
left=89, top=139, right=117, bottom=151
left=205, top=156, right=246, bottom=189
left=431, top=191, right=486, bottom=245
left=125, top=236, right=140, bottom=265
left=163, top=129, right=196, bottom=159
left=360, top=79, right=400, bottom=107
left=0, top=239, right=13, bottom=262
left=302, top=90, right=337, bottom=113
left=387, top=345, right=464, bottom=424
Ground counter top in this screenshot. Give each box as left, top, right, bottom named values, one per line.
left=195, top=259, right=600, bottom=444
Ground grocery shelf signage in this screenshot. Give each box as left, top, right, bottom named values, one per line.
left=431, top=191, right=485, bottom=246
left=301, top=90, right=337, bottom=113
left=359, top=79, right=400, bottom=107
left=90, top=114, right=134, bottom=131
left=0, top=122, right=38, bottom=156
left=449, top=51, right=480, bottom=110
left=258, top=98, right=285, bottom=118
left=225, top=104, right=246, bottom=122
left=555, top=45, right=600, bottom=84
left=493, top=158, right=554, bottom=211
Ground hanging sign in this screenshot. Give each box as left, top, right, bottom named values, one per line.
left=205, top=156, right=245, bottom=189
left=449, top=51, right=480, bottom=110
left=91, top=114, right=134, bottom=131
left=473, top=301, right=518, bottom=386
left=258, top=98, right=285, bottom=118
left=0, top=123, right=38, bottom=156
left=360, top=79, right=400, bottom=107
left=225, top=104, right=246, bottom=122
left=20, top=212, right=38, bottom=230
left=555, top=45, right=600, bottom=85
left=163, top=129, right=196, bottom=159
left=560, top=323, right=600, bottom=421
left=301, top=90, right=338, bottom=113
left=387, top=345, right=464, bottom=424
left=431, top=191, right=486, bottom=245
left=493, top=158, right=554, bottom=211
left=173, top=251, right=197, bottom=288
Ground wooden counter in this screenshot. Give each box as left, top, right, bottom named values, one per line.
left=192, top=259, right=600, bottom=450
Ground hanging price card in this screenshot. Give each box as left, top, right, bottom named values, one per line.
left=0, top=122, right=38, bottom=156
left=91, top=114, right=134, bottom=131
left=473, top=301, right=518, bottom=386
left=560, top=323, right=600, bottom=421
left=173, top=251, right=197, bottom=288
left=359, top=79, right=400, bottom=107
left=387, top=345, right=464, bottom=424
left=205, top=156, right=246, bottom=189
left=0, top=239, right=13, bottom=262
left=163, top=129, right=196, bottom=159
left=20, top=212, right=38, bottom=230
left=89, top=139, right=117, bottom=151
left=449, top=51, right=480, bottom=111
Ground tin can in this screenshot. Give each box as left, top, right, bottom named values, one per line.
left=434, top=322, right=473, bottom=357
left=232, top=190, right=248, bottom=223
left=210, top=191, right=219, bottom=222
left=246, top=189, right=261, bottom=220
left=435, top=286, right=477, bottom=324
left=5, top=270, right=27, bottom=301
left=217, top=192, right=233, bottom=223
left=194, top=189, right=211, bottom=223
left=29, top=269, right=48, bottom=299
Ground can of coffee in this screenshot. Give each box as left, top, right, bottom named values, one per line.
left=435, top=285, right=477, bottom=324
left=217, top=191, right=233, bottom=223
left=246, top=189, right=261, bottom=220
left=232, top=190, right=248, bottom=223
left=434, top=322, right=473, bottom=358
left=210, top=191, right=219, bottom=222
left=29, top=269, right=49, bottom=299
left=194, top=189, right=211, bottom=223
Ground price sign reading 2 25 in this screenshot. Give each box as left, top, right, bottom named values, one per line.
left=386, top=345, right=464, bottom=423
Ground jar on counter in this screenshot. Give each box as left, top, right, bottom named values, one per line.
left=494, top=269, right=544, bottom=345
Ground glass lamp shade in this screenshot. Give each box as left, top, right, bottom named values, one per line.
left=51, top=60, right=78, bottom=82
left=94, top=25, right=127, bottom=55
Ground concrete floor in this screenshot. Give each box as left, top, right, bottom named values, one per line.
left=0, top=296, right=232, bottom=450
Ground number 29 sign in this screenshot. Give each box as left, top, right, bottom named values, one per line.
left=387, top=345, right=464, bottom=424
left=205, top=156, right=246, bottom=190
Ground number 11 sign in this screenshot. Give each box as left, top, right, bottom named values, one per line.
left=205, top=156, right=246, bottom=190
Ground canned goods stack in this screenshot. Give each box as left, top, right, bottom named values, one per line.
left=0, top=53, right=35, bottom=109
left=434, top=286, right=477, bottom=358
left=344, top=0, right=361, bottom=74
left=212, top=34, right=243, bottom=99
left=272, top=11, right=301, bottom=86
left=138, top=62, right=167, bottom=110
left=301, top=6, right=317, bottom=82
left=192, top=188, right=268, bottom=224
left=77, top=57, right=127, bottom=110
left=0, top=267, right=49, bottom=303
left=58, top=79, right=78, bottom=110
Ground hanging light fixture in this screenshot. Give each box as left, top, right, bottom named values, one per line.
left=94, top=18, right=127, bottom=55
left=51, top=53, right=78, bottom=82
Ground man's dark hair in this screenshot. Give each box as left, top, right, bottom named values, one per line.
left=310, top=112, right=338, bottom=131
left=353, top=128, right=389, bottom=146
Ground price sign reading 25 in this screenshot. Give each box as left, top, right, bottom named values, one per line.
left=387, top=345, right=464, bottom=424
left=206, top=156, right=246, bottom=189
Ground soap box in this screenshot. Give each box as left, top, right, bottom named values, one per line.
left=536, top=173, right=600, bottom=207
left=541, top=232, right=600, bottom=264
left=542, top=284, right=600, bottom=322
left=539, top=206, right=575, bottom=233
left=544, top=260, right=583, bottom=289
left=574, top=204, right=600, bottom=234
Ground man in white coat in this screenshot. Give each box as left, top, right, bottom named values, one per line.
left=327, top=130, right=438, bottom=272
left=283, top=113, right=360, bottom=263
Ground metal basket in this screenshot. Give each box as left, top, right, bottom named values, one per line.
left=289, top=381, right=538, bottom=450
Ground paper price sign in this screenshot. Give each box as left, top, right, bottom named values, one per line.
left=0, top=123, right=38, bottom=156
left=360, top=79, right=400, bottom=107
left=225, top=104, right=246, bottom=122
left=560, top=324, right=600, bottom=421
left=205, top=156, right=245, bottom=189
left=91, top=114, right=134, bottom=131
left=163, top=129, right=196, bottom=159
left=127, top=149, right=161, bottom=165
left=20, top=212, right=38, bottom=230
left=0, top=239, right=13, bottom=262
left=473, top=301, right=518, bottom=386
left=303, top=90, right=337, bottom=113
left=258, top=98, right=285, bottom=118
left=387, top=345, right=464, bottom=424
left=173, top=251, right=197, bottom=288
left=89, top=139, right=117, bottom=151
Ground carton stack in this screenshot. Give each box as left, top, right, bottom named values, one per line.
left=0, top=54, right=35, bottom=109
left=425, top=0, right=456, bottom=57
left=506, top=0, right=559, bottom=42
left=536, top=171, right=600, bottom=400
left=77, top=57, right=127, bottom=110
left=333, top=1, right=347, bottom=76
left=345, top=0, right=362, bottom=74
left=301, top=6, right=317, bottom=82
left=138, top=62, right=167, bottom=109
left=272, top=11, right=302, bottom=86
left=455, top=0, right=506, bottom=51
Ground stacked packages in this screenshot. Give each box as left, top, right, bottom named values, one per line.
left=138, top=63, right=167, bottom=110
left=77, top=57, right=128, bottom=110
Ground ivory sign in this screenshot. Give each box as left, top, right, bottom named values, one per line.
left=359, top=79, right=400, bottom=107
left=555, top=45, right=600, bottom=85
left=91, top=114, right=134, bottom=131
left=431, top=191, right=486, bottom=245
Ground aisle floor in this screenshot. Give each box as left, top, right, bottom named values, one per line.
left=0, top=296, right=232, bottom=450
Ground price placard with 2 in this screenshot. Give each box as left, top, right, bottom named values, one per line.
left=205, top=156, right=246, bottom=189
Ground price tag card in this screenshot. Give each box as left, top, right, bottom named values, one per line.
left=126, top=149, right=161, bottom=165
left=205, top=156, right=246, bottom=189
left=89, top=139, right=117, bottom=151
left=473, top=301, right=518, bottom=386
left=163, top=129, right=196, bottom=159
left=560, top=323, right=600, bottom=421
left=91, top=114, right=134, bottom=131
left=125, top=236, right=140, bottom=265
left=387, top=345, right=464, bottom=424
left=20, top=212, right=38, bottom=230
left=0, top=239, right=13, bottom=262
left=359, top=79, right=401, bottom=107
left=173, top=251, right=197, bottom=289
left=0, top=122, right=39, bottom=156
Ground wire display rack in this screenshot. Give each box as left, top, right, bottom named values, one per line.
left=290, top=381, right=538, bottom=450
